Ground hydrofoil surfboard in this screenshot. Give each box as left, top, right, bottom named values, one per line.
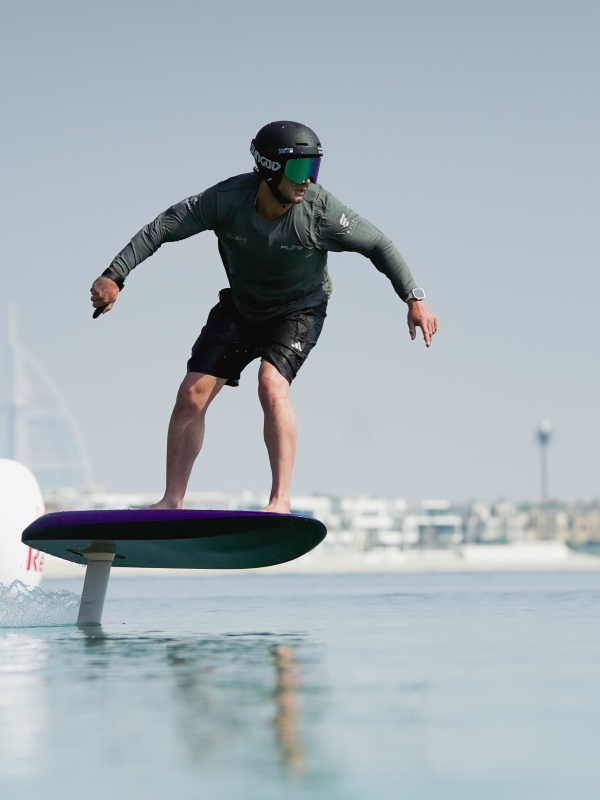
left=22, top=508, right=326, bottom=570
left=21, top=509, right=327, bottom=626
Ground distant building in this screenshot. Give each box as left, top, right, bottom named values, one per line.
left=404, top=500, right=464, bottom=548
left=466, top=501, right=527, bottom=543
left=340, top=496, right=398, bottom=549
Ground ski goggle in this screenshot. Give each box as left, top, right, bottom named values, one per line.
left=283, top=157, right=321, bottom=185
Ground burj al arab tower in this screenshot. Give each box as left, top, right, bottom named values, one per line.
left=4, top=305, right=93, bottom=492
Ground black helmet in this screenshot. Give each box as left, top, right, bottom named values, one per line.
left=250, top=121, right=323, bottom=200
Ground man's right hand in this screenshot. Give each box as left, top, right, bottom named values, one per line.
left=90, top=276, right=120, bottom=315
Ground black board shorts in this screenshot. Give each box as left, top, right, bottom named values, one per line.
left=187, top=289, right=327, bottom=386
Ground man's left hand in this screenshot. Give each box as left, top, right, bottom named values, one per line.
left=407, top=300, right=438, bottom=347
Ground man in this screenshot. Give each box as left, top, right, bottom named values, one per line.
left=90, top=121, right=437, bottom=513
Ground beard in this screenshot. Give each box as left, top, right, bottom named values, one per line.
left=279, top=185, right=307, bottom=204
left=275, top=174, right=309, bottom=205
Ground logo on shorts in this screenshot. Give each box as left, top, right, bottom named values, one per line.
left=291, top=341, right=303, bottom=352
left=340, top=213, right=350, bottom=228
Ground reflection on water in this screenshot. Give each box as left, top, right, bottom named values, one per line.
left=272, top=645, right=305, bottom=774
left=168, top=640, right=220, bottom=761
left=166, top=636, right=310, bottom=777
left=0, top=625, right=329, bottom=798
left=0, top=633, right=48, bottom=777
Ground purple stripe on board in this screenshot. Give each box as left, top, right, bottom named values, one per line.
left=26, top=509, right=285, bottom=531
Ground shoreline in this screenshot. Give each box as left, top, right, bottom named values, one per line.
left=40, top=541, right=600, bottom=579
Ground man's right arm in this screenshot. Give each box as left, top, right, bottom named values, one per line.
left=90, top=191, right=215, bottom=315
left=109, top=193, right=213, bottom=280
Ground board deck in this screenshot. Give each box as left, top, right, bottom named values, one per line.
left=22, top=509, right=327, bottom=570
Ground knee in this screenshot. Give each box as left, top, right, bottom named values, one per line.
left=175, top=376, right=213, bottom=414
left=258, top=366, right=289, bottom=408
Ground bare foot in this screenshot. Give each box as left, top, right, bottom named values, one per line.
left=261, top=500, right=291, bottom=514
left=146, top=499, right=183, bottom=510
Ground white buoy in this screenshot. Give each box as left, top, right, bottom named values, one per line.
left=0, top=460, right=45, bottom=587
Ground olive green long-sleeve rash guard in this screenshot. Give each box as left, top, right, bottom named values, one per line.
left=109, top=172, right=417, bottom=321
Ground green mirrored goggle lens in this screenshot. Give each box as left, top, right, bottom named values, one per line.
left=283, top=157, right=321, bottom=184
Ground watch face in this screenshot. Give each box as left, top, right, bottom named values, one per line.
left=412, top=288, right=426, bottom=300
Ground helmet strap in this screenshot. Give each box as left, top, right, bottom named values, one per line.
left=266, top=174, right=290, bottom=207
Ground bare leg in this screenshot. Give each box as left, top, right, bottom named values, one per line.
left=151, top=372, right=226, bottom=509
left=258, top=360, right=296, bottom=514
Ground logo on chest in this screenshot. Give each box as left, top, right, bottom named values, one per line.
left=226, top=232, right=248, bottom=244
left=280, top=245, right=304, bottom=251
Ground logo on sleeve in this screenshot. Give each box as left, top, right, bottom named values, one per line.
left=338, top=211, right=357, bottom=235
left=291, top=342, right=303, bottom=352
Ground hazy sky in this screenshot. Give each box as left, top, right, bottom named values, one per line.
left=1, top=0, right=598, bottom=503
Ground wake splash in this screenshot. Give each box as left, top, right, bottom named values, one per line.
left=0, top=581, right=80, bottom=628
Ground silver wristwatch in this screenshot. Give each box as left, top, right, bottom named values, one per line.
left=409, top=288, right=426, bottom=301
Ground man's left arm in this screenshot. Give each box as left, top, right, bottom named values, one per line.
left=369, top=233, right=438, bottom=347
left=316, top=199, right=438, bottom=346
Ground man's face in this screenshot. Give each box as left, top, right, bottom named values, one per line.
left=277, top=173, right=310, bottom=205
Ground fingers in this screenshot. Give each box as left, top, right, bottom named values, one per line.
left=426, top=315, right=437, bottom=346
left=423, top=316, right=438, bottom=347
left=91, top=298, right=112, bottom=310
left=90, top=292, right=117, bottom=310
left=407, top=303, right=438, bottom=347
left=90, top=276, right=120, bottom=307
left=90, top=278, right=117, bottom=320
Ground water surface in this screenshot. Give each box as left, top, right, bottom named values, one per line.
left=1, top=571, right=600, bottom=799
